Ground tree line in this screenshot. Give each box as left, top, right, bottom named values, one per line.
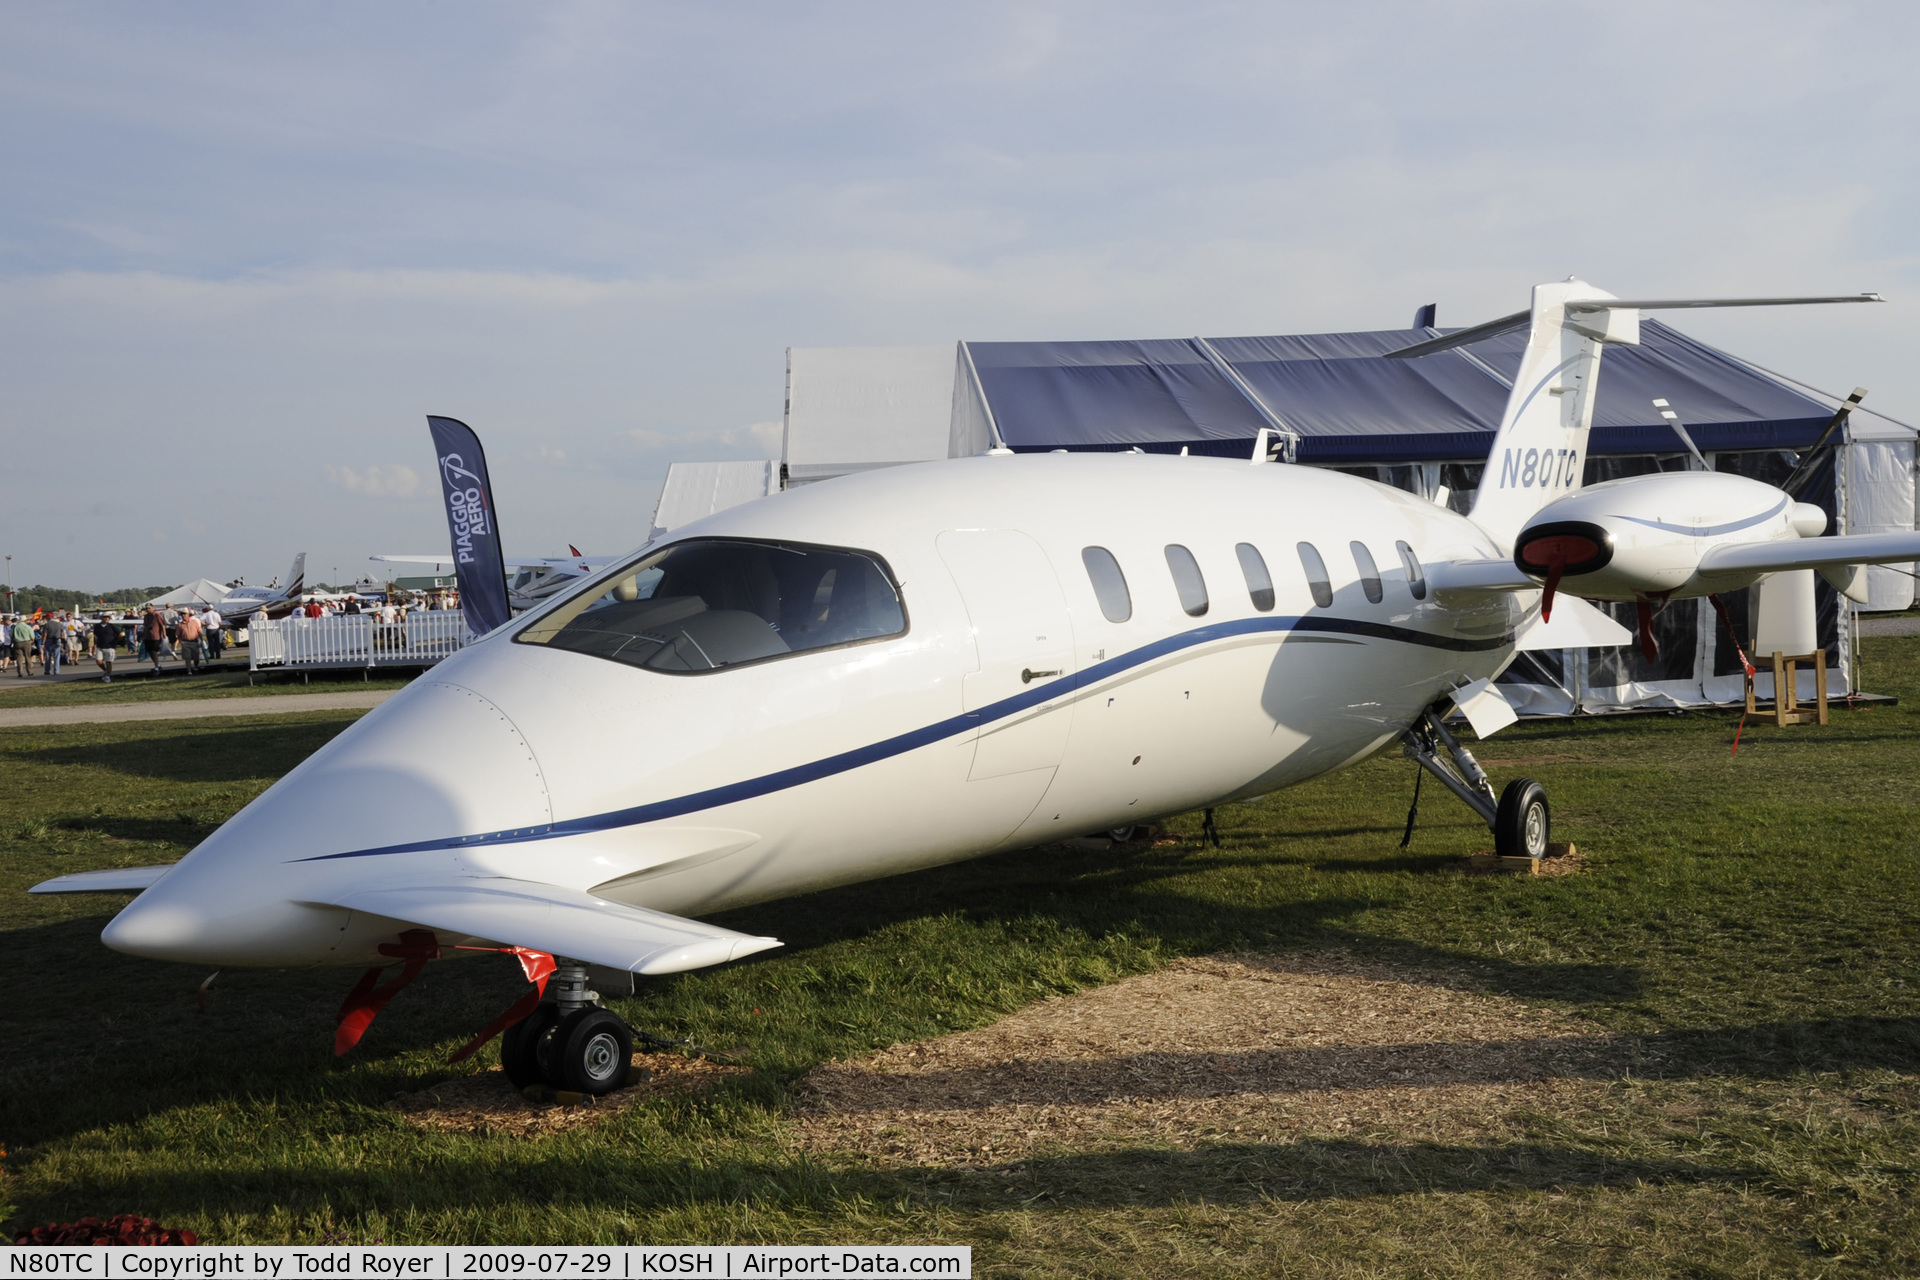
left=5, top=584, right=179, bottom=613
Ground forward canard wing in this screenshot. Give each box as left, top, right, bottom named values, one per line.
left=316, top=878, right=782, bottom=975
left=31, top=865, right=176, bottom=894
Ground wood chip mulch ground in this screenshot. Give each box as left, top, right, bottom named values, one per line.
left=794, top=953, right=1637, bottom=1168
left=391, top=1052, right=749, bottom=1137
left=1451, top=845, right=1589, bottom=877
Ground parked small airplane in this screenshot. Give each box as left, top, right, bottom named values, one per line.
left=36, top=279, right=1915, bottom=1098
left=369, top=549, right=616, bottom=612
left=214, top=553, right=309, bottom=621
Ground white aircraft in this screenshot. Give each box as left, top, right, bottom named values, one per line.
left=35, top=279, right=1915, bottom=1098
left=213, top=552, right=308, bottom=621
left=369, top=549, right=617, bottom=611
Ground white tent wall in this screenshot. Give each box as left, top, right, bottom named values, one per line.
left=651, top=460, right=778, bottom=537
left=782, top=344, right=956, bottom=485
left=948, top=342, right=999, bottom=459
left=1844, top=433, right=1918, bottom=611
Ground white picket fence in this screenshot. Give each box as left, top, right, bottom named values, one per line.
left=249, top=612, right=475, bottom=673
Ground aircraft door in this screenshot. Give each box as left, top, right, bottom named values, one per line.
left=936, top=530, right=1075, bottom=781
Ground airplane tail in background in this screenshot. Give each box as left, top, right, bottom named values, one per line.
left=282, top=552, right=307, bottom=599
left=1388, top=281, right=1882, bottom=554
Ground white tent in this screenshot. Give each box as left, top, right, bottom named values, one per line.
left=1844, top=417, right=1918, bottom=611
left=782, top=344, right=955, bottom=485
left=146, top=579, right=230, bottom=608
left=651, top=460, right=778, bottom=537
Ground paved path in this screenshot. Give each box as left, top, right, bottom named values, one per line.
left=0, top=690, right=394, bottom=728
left=1857, top=615, right=1920, bottom=637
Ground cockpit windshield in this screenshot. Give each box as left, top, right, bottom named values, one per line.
left=514, top=538, right=906, bottom=673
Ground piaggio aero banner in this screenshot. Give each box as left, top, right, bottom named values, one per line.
left=427, top=414, right=511, bottom=635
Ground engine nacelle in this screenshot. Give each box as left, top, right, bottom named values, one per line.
left=1512, top=471, right=1823, bottom=602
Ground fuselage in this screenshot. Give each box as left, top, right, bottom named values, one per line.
left=103, top=454, right=1524, bottom=968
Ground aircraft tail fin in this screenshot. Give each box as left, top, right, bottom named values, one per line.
left=1388, top=282, right=1882, bottom=554
left=282, top=552, right=306, bottom=599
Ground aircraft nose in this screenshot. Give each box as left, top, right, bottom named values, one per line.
left=97, top=678, right=554, bottom=966
left=99, top=885, right=207, bottom=959
left=99, top=864, right=356, bottom=966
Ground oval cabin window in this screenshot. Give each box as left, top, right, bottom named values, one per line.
left=1397, top=540, right=1427, bottom=600
left=1296, top=542, right=1333, bottom=609
left=1082, top=546, right=1132, bottom=622
left=1235, top=543, right=1274, bottom=612
left=1350, top=542, right=1383, bottom=604
left=1163, top=544, right=1209, bottom=617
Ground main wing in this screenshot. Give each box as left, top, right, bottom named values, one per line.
left=1698, top=531, right=1920, bottom=576
left=315, top=877, right=782, bottom=975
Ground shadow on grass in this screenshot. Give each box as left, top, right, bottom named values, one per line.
left=9, top=1132, right=1758, bottom=1232
left=956, top=1135, right=1757, bottom=1207
left=704, top=841, right=1645, bottom=1009
left=52, top=815, right=220, bottom=845
left=18, top=720, right=354, bottom=783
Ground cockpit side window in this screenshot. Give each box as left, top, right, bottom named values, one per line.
left=515, top=538, right=906, bottom=674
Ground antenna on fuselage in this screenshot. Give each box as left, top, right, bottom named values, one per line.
left=1652, top=399, right=1709, bottom=471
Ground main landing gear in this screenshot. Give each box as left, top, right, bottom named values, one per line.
left=1400, top=704, right=1551, bottom=859
left=500, top=961, right=636, bottom=1095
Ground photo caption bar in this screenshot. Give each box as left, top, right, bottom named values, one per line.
left=1, top=1247, right=969, bottom=1279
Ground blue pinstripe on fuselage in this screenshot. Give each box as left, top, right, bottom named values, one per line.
left=292, top=612, right=1507, bottom=863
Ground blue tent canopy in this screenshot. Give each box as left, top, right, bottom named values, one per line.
left=965, top=319, right=1832, bottom=463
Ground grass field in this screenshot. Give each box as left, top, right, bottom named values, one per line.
left=3, top=642, right=1919, bottom=1276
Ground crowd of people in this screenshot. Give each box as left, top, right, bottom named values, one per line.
left=1, top=589, right=459, bottom=683
left=3, top=603, right=226, bottom=682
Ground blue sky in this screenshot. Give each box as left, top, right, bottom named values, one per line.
left=2, top=1, right=1916, bottom=590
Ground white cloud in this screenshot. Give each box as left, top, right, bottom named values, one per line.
left=325, top=463, right=421, bottom=499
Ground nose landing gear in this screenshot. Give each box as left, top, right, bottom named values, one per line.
left=1400, top=704, right=1551, bottom=860
left=499, top=961, right=637, bottom=1096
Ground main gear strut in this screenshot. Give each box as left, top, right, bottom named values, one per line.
left=1400, top=701, right=1552, bottom=859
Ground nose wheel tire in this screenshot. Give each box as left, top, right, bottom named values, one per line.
left=553, top=1008, right=635, bottom=1095
left=1494, top=778, right=1550, bottom=860
left=500, top=1002, right=561, bottom=1090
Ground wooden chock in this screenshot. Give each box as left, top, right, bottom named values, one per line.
left=1745, top=649, right=1828, bottom=728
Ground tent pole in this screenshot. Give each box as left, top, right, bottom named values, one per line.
left=958, top=342, right=1007, bottom=452
left=1192, top=336, right=1299, bottom=463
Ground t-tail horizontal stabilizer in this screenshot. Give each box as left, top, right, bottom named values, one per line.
left=316, top=878, right=782, bottom=975
left=1387, top=282, right=1883, bottom=555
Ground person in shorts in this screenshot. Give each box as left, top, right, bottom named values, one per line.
left=176, top=609, right=204, bottom=675
left=140, top=606, right=168, bottom=674
left=92, top=616, right=120, bottom=682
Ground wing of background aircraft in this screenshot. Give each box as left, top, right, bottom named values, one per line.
left=371, top=552, right=618, bottom=570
